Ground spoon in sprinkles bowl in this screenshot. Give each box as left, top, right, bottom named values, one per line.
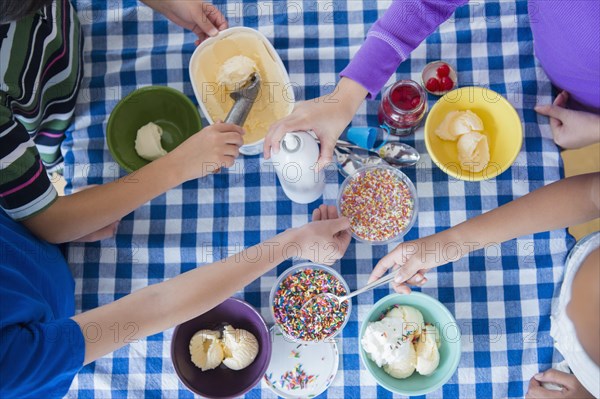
left=301, top=269, right=402, bottom=313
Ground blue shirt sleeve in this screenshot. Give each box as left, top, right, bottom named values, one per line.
left=0, top=317, right=85, bottom=399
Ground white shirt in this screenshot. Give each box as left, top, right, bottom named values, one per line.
left=550, top=232, right=600, bottom=398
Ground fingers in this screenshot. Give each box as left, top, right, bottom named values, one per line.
left=264, top=111, right=313, bottom=159
left=391, top=281, right=412, bottom=295
left=326, top=204, right=339, bottom=220
left=223, top=143, right=241, bottom=158
left=220, top=132, right=244, bottom=146
left=369, top=251, right=399, bottom=283
left=312, top=204, right=337, bottom=222
left=553, top=90, right=569, bottom=108
left=74, top=221, right=119, bottom=242
left=405, top=272, right=428, bottom=286
left=312, top=207, right=322, bottom=222
left=192, top=4, right=220, bottom=37
left=214, top=123, right=245, bottom=135
left=204, top=3, right=228, bottom=31
left=535, top=94, right=568, bottom=120
left=534, top=369, right=574, bottom=389
left=526, top=381, right=563, bottom=398
left=263, top=124, right=287, bottom=159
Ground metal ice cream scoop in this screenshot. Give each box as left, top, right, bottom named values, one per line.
left=224, top=72, right=261, bottom=126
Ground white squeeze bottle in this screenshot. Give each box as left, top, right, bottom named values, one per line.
left=270, top=131, right=326, bottom=204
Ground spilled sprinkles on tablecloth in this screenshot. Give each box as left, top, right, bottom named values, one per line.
left=272, top=268, right=348, bottom=341
left=339, top=167, right=414, bottom=242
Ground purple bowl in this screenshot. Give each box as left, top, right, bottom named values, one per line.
left=171, top=298, right=272, bottom=398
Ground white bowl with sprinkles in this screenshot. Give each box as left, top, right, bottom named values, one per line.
left=337, top=165, right=418, bottom=245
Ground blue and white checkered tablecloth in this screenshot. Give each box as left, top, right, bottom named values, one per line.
left=62, top=1, right=575, bottom=398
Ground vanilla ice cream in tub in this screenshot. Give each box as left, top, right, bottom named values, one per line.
left=189, top=27, right=295, bottom=156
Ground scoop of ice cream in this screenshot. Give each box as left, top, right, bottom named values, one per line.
left=134, top=122, right=167, bottom=161
left=435, top=110, right=484, bottom=141
left=415, top=324, right=441, bottom=376
left=386, top=305, right=424, bottom=340
left=457, top=131, right=490, bottom=173
left=361, top=317, right=414, bottom=368
left=221, top=325, right=259, bottom=370
left=383, top=343, right=417, bottom=379
left=189, top=329, right=224, bottom=371
left=217, top=55, right=258, bottom=91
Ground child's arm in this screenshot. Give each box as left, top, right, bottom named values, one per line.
left=72, top=205, right=351, bottom=365
left=21, top=123, right=244, bottom=243
left=264, top=0, right=467, bottom=168
left=369, top=173, right=600, bottom=291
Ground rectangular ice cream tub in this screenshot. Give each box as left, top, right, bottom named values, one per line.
left=189, top=27, right=295, bottom=156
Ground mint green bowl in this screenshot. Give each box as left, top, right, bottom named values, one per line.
left=107, top=86, right=202, bottom=172
left=359, top=292, right=461, bottom=396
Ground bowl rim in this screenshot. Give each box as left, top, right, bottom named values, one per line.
left=170, top=297, right=272, bottom=399
left=423, top=86, right=523, bottom=182
left=336, top=164, right=419, bottom=245
left=421, top=60, right=458, bottom=96
left=358, top=292, right=462, bottom=396
left=269, top=262, right=352, bottom=343
left=106, top=85, right=202, bottom=173
left=188, top=26, right=295, bottom=151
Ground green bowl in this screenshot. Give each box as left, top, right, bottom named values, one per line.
left=359, top=292, right=461, bottom=396
left=107, top=86, right=202, bottom=172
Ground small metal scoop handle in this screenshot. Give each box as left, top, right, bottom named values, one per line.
left=302, top=269, right=400, bottom=310
left=224, top=73, right=261, bottom=126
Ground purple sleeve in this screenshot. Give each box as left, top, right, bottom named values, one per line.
left=340, top=0, right=468, bottom=98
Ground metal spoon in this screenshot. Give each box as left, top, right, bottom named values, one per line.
left=334, top=147, right=366, bottom=177
left=301, top=269, right=400, bottom=311
left=336, top=139, right=420, bottom=168
left=377, top=142, right=421, bottom=167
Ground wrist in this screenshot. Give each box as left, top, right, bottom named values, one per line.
left=151, top=153, right=188, bottom=187
left=336, top=77, right=368, bottom=118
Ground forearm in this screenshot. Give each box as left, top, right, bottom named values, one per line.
left=22, top=155, right=185, bottom=243
left=72, top=228, right=300, bottom=365
left=452, top=173, right=600, bottom=252
left=328, top=77, right=369, bottom=132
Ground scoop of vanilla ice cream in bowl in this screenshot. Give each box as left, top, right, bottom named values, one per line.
left=170, top=297, right=272, bottom=398
left=359, top=292, right=461, bottom=396
left=106, top=86, right=203, bottom=172
left=424, top=86, right=523, bottom=181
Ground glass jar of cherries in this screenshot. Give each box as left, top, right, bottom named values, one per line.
left=378, top=80, right=427, bottom=136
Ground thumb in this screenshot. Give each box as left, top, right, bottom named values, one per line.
left=192, top=5, right=219, bottom=37
left=317, top=139, right=335, bottom=171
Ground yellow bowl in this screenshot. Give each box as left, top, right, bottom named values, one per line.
left=424, top=86, right=523, bottom=181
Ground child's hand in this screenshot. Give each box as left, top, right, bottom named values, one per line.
left=535, top=91, right=600, bottom=149
left=526, top=369, right=594, bottom=398
left=264, top=78, right=369, bottom=171
left=143, top=1, right=227, bottom=45
left=294, top=205, right=351, bottom=265
left=168, top=123, right=244, bottom=181
left=368, top=233, right=462, bottom=294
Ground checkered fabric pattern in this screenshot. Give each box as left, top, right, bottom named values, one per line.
left=62, top=0, right=574, bottom=398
